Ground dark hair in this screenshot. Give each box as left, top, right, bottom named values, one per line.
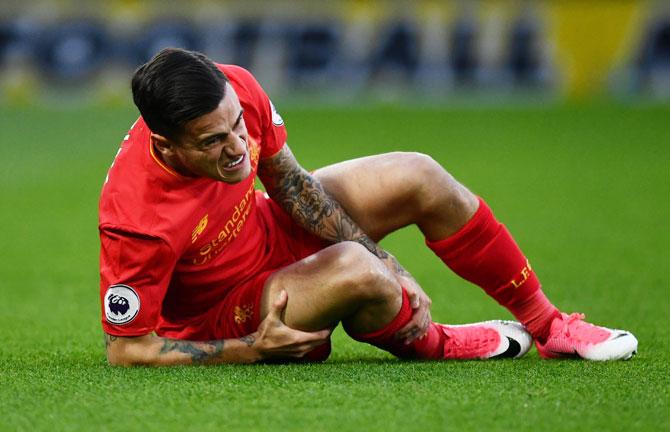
left=131, top=48, right=228, bottom=139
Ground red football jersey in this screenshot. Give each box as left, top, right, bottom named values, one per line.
left=99, top=65, right=288, bottom=337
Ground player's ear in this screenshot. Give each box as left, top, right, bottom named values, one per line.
left=151, top=133, right=175, bottom=157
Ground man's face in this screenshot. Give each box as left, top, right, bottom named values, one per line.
left=156, top=83, right=251, bottom=184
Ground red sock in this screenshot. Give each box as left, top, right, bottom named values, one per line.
left=344, top=289, right=445, bottom=359
left=426, top=197, right=560, bottom=343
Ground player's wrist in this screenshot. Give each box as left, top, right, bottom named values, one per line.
left=239, top=332, right=264, bottom=363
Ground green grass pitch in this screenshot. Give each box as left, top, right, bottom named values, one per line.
left=0, top=102, right=668, bottom=431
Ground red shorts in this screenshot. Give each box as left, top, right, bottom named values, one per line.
left=179, top=193, right=329, bottom=348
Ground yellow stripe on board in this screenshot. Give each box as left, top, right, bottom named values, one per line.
left=547, top=0, right=648, bottom=99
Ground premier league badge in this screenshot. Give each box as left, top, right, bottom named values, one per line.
left=270, top=100, right=284, bottom=126
left=104, top=284, right=140, bottom=325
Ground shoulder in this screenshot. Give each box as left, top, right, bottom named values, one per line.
left=99, top=118, right=180, bottom=241
left=218, top=64, right=262, bottom=91
left=99, top=119, right=150, bottom=219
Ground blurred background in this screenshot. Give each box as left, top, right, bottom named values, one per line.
left=1, top=0, right=670, bottom=106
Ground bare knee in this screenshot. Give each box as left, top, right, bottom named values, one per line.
left=393, top=152, right=474, bottom=212
left=389, top=152, right=477, bottom=236
left=263, top=241, right=399, bottom=312
left=331, top=242, right=400, bottom=303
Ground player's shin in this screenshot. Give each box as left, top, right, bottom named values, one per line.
left=343, top=289, right=445, bottom=359
left=425, top=197, right=560, bottom=343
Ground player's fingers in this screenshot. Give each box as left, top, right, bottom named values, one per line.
left=316, top=328, right=332, bottom=339
left=403, top=330, right=421, bottom=345
left=399, top=306, right=431, bottom=344
left=423, top=313, right=431, bottom=332
left=267, top=337, right=329, bottom=358
left=396, top=322, right=412, bottom=338
left=397, top=319, right=417, bottom=336
left=424, top=309, right=432, bottom=327
left=395, top=285, right=431, bottom=342
left=275, top=327, right=330, bottom=350
left=420, top=303, right=431, bottom=327
left=405, top=286, right=421, bottom=309
left=396, top=317, right=421, bottom=342
left=297, top=328, right=332, bottom=344
left=417, top=296, right=431, bottom=330
left=417, top=314, right=431, bottom=341
left=303, top=337, right=329, bottom=351
left=268, top=290, right=288, bottom=321
left=283, top=336, right=329, bottom=358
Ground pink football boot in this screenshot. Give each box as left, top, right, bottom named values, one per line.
left=440, top=320, right=532, bottom=359
left=536, top=312, right=638, bottom=361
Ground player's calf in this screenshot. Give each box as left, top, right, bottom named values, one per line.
left=344, top=289, right=533, bottom=361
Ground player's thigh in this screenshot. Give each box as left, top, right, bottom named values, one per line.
left=313, top=152, right=435, bottom=242
left=259, top=241, right=400, bottom=332
left=212, top=270, right=274, bottom=340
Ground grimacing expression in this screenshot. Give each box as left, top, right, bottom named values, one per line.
left=153, top=83, right=251, bottom=184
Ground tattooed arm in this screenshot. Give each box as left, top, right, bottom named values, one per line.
left=104, top=333, right=257, bottom=366
left=104, top=290, right=330, bottom=366
left=258, top=146, right=431, bottom=342
left=258, top=146, right=406, bottom=274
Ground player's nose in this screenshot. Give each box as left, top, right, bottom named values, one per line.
left=223, top=133, right=247, bottom=157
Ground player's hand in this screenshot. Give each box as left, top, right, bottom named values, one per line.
left=394, top=273, right=432, bottom=345
left=251, top=290, right=332, bottom=360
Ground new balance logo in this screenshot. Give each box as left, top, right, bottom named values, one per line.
left=192, top=214, right=208, bottom=243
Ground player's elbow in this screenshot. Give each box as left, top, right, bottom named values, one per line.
left=105, top=334, right=156, bottom=367
left=106, top=343, right=138, bottom=367
left=106, top=349, right=132, bottom=367
left=107, top=348, right=155, bottom=367
left=105, top=342, right=130, bottom=366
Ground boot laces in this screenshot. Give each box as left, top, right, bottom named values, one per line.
left=441, top=327, right=462, bottom=347
left=560, top=313, right=586, bottom=338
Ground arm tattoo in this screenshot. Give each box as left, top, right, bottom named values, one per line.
left=104, top=333, right=118, bottom=349
left=259, top=146, right=411, bottom=277
left=259, top=146, right=336, bottom=234
left=159, top=339, right=225, bottom=364
left=239, top=335, right=255, bottom=347
left=260, top=147, right=376, bottom=246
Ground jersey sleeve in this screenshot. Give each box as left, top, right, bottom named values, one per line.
left=258, top=97, right=287, bottom=159
left=99, top=227, right=177, bottom=336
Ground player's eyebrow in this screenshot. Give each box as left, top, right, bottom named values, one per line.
left=197, top=109, right=244, bottom=145
left=198, top=131, right=228, bottom=146
left=233, top=109, right=244, bottom=127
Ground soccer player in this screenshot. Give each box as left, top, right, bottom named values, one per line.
left=99, top=48, right=637, bottom=366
